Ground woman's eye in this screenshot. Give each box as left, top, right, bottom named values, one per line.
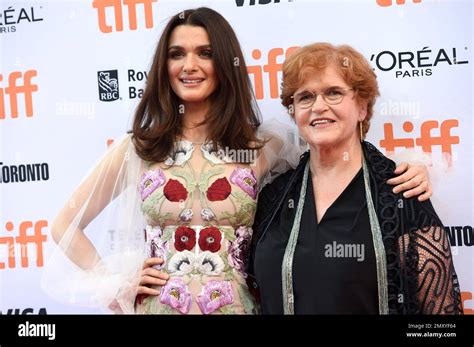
left=169, top=51, right=184, bottom=59
left=326, top=89, right=343, bottom=96
left=297, top=92, right=313, bottom=102
left=199, top=50, right=212, bottom=58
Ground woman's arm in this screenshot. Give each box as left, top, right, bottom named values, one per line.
left=51, top=136, right=132, bottom=269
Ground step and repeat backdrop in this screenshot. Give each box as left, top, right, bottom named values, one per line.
left=0, top=0, right=472, bottom=314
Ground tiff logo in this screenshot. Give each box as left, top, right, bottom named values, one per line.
left=377, top=0, right=422, bottom=6
left=461, top=292, right=473, bottom=314
left=0, top=70, right=38, bottom=119
left=0, top=220, right=48, bottom=269
left=92, top=0, right=157, bottom=33
left=247, top=47, right=299, bottom=100
left=380, top=119, right=459, bottom=156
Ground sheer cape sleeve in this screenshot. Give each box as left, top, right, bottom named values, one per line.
left=255, top=118, right=305, bottom=191
left=41, top=135, right=147, bottom=313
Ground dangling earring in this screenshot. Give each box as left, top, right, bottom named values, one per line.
left=359, top=121, right=364, bottom=142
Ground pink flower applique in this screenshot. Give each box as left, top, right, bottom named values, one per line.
left=160, top=278, right=192, bottom=314
left=139, top=169, right=166, bottom=201
left=230, top=168, right=258, bottom=199
left=196, top=280, right=234, bottom=315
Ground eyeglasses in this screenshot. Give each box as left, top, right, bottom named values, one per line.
left=291, top=87, right=354, bottom=109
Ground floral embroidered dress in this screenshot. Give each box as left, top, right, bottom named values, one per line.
left=135, top=140, right=260, bottom=314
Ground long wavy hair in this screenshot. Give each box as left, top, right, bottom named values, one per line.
left=132, top=7, right=264, bottom=162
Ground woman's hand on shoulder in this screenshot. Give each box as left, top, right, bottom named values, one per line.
left=387, top=163, right=432, bottom=201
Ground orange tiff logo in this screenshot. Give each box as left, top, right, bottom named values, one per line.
left=0, top=70, right=38, bottom=120
left=0, top=219, right=48, bottom=269
left=461, top=292, right=473, bottom=314
left=247, top=47, right=299, bottom=100
left=93, top=0, right=157, bottom=33
left=377, top=0, right=422, bottom=6
left=379, top=119, right=459, bottom=158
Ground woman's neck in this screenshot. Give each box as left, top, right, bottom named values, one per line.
left=309, top=139, right=363, bottom=179
left=181, top=101, right=210, bottom=143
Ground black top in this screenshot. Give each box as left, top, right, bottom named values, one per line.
left=254, top=168, right=379, bottom=314
left=250, top=144, right=463, bottom=314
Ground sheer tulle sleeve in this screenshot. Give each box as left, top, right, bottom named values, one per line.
left=255, top=119, right=305, bottom=191
left=41, top=135, right=147, bottom=313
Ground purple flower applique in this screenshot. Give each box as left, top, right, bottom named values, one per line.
left=227, top=226, right=253, bottom=276
left=145, top=225, right=167, bottom=269
left=139, top=169, right=166, bottom=201
left=160, top=278, right=192, bottom=314
left=200, top=208, right=215, bottom=222
left=229, top=168, right=258, bottom=199
left=179, top=208, right=193, bottom=222
left=145, top=225, right=163, bottom=239
left=196, top=280, right=234, bottom=315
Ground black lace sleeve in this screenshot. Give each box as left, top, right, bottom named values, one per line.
left=400, top=199, right=463, bottom=314
left=363, top=141, right=462, bottom=314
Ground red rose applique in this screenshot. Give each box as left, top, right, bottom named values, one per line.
left=164, top=179, right=188, bottom=202
left=206, top=178, right=231, bottom=201
left=175, top=226, right=196, bottom=251
left=198, top=227, right=222, bottom=253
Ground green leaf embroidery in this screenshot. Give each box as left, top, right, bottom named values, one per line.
left=141, top=190, right=164, bottom=215
left=219, top=305, right=235, bottom=314
left=200, top=167, right=225, bottom=193
left=219, top=212, right=237, bottom=226
left=162, top=227, right=174, bottom=243
left=238, top=284, right=257, bottom=314
left=224, top=269, right=235, bottom=281
left=223, top=228, right=236, bottom=242
left=170, top=169, right=197, bottom=192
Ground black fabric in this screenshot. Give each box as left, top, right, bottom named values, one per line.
left=250, top=142, right=463, bottom=315
left=255, top=167, right=379, bottom=314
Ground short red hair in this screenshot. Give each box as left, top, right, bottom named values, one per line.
left=281, top=42, right=380, bottom=137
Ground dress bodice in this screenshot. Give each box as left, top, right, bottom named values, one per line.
left=135, top=140, right=260, bottom=314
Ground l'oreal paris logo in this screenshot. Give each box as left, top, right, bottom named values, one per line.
left=370, top=47, right=469, bottom=78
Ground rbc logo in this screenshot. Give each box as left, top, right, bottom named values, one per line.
left=97, top=70, right=119, bottom=102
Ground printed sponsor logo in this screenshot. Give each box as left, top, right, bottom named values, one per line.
left=98, top=70, right=120, bottom=102
left=0, top=5, right=44, bottom=34
left=0, top=219, right=48, bottom=269
left=0, top=70, right=38, bottom=119
left=370, top=47, right=469, bottom=78
left=0, top=162, right=50, bottom=184
left=93, top=0, right=157, bottom=33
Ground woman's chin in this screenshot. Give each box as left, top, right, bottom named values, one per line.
left=304, top=135, right=336, bottom=149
